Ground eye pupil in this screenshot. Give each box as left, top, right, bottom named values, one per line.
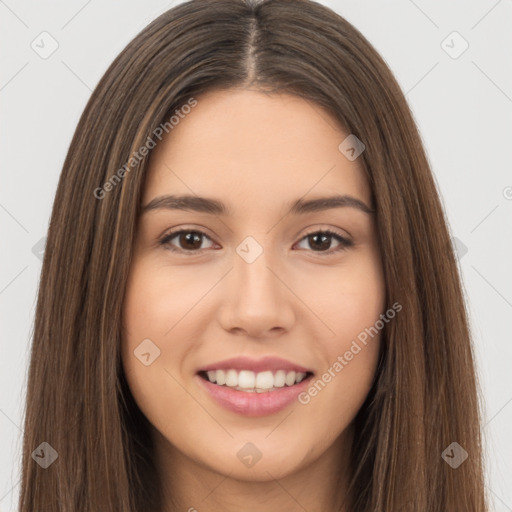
left=163, top=229, right=348, bottom=255
left=309, top=233, right=331, bottom=251
left=180, top=232, right=202, bottom=250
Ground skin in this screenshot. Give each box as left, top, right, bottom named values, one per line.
left=121, top=88, right=385, bottom=512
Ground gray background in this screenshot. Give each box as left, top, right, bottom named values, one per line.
left=1, top=0, right=511, bottom=510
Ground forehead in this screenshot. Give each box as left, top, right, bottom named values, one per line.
left=143, top=89, right=370, bottom=213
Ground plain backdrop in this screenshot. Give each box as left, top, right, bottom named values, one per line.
left=1, top=0, right=511, bottom=510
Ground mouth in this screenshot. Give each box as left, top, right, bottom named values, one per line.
left=195, top=359, right=315, bottom=416
left=197, top=369, right=314, bottom=393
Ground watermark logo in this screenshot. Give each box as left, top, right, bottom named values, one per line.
left=32, top=442, right=59, bottom=468
left=451, top=236, right=468, bottom=260
left=298, top=302, right=402, bottom=405
left=134, top=338, right=161, bottom=366
left=236, top=236, right=264, bottom=264
left=237, top=442, right=262, bottom=468
left=32, top=236, right=47, bottom=261
left=441, top=442, right=468, bottom=469
left=93, top=97, right=198, bottom=200
left=441, top=31, right=469, bottom=60
left=31, top=31, right=59, bottom=59
left=338, top=134, right=366, bottom=161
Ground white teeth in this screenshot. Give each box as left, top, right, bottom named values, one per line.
left=295, top=372, right=307, bottom=384
left=203, top=369, right=308, bottom=391
left=274, top=370, right=286, bottom=387
left=225, top=369, right=238, bottom=387
left=285, top=371, right=296, bottom=386
left=238, top=370, right=256, bottom=388
left=255, top=371, right=274, bottom=390
left=216, top=369, right=226, bottom=385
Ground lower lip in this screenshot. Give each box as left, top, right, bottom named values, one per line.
left=196, top=374, right=313, bottom=417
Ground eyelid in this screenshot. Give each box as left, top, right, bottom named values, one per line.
left=300, top=226, right=351, bottom=243
left=295, top=228, right=353, bottom=254
left=159, top=225, right=353, bottom=255
left=159, top=227, right=218, bottom=255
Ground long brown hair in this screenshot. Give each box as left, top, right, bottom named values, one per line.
left=18, top=0, right=488, bottom=510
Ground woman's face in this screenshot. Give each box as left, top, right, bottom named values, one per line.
left=121, top=89, right=385, bottom=484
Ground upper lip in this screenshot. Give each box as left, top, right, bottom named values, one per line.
left=198, top=356, right=314, bottom=374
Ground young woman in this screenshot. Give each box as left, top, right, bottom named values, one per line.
left=18, top=0, right=488, bottom=510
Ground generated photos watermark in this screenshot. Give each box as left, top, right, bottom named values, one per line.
left=93, top=97, right=198, bottom=200
left=298, top=301, right=402, bottom=405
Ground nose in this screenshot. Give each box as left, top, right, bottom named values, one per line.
left=216, top=243, right=296, bottom=339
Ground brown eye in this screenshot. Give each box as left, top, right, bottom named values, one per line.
left=177, top=232, right=203, bottom=250
left=159, top=228, right=352, bottom=256
left=295, top=230, right=353, bottom=254
left=160, top=230, right=215, bottom=253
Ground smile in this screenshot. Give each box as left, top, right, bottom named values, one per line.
left=198, top=369, right=310, bottom=392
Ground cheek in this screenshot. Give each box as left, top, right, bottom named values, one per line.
left=300, top=249, right=385, bottom=340
left=121, top=259, right=198, bottom=348
left=296, top=249, right=384, bottom=408
left=120, top=264, right=181, bottom=398
left=120, top=257, right=212, bottom=379
left=120, top=263, right=199, bottom=439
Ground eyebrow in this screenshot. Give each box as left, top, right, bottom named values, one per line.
left=141, top=194, right=374, bottom=216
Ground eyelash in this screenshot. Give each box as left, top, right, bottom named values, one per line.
left=158, top=228, right=353, bottom=256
